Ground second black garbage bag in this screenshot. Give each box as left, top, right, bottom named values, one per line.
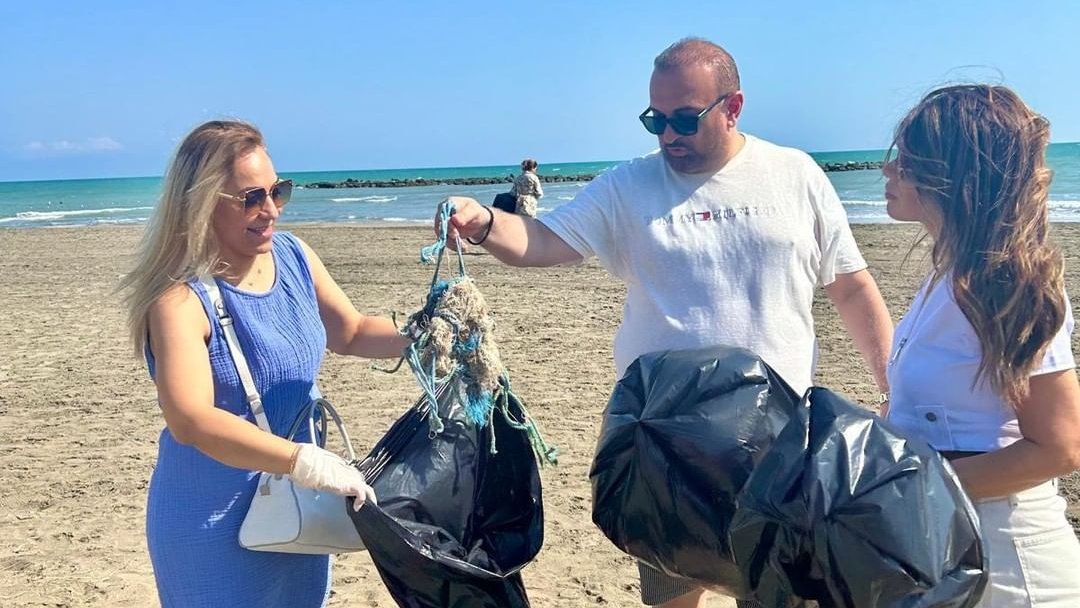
left=730, top=387, right=986, bottom=608
left=591, top=345, right=986, bottom=607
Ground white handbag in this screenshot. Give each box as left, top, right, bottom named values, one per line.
left=200, top=277, right=367, bottom=554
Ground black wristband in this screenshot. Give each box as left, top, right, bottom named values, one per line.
left=466, top=206, right=495, bottom=246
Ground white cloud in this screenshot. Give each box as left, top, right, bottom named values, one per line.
left=23, top=137, right=124, bottom=155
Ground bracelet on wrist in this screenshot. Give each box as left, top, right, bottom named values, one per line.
left=466, top=206, right=495, bottom=246
left=288, top=443, right=303, bottom=474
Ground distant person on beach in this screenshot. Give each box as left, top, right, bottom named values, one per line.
left=434, top=37, right=892, bottom=608
left=511, top=158, right=544, bottom=217
left=883, top=84, right=1080, bottom=606
left=119, top=120, right=409, bottom=607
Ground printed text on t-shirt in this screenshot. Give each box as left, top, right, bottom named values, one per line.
left=644, top=205, right=781, bottom=226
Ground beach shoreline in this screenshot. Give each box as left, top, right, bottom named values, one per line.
left=3, top=141, right=1079, bottom=228
left=1, top=223, right=1077, bottom=607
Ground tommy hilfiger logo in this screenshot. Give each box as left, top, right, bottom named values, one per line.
left=644, top=205, right=781, bottom=226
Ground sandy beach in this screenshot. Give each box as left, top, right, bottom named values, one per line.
left=2, top=222, right=1078, bottom=608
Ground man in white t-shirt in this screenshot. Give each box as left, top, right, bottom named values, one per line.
left=437, top=37, right=893, bottom=608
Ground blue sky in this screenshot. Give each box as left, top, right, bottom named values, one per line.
left=1, top=0, right=1077, bottom=181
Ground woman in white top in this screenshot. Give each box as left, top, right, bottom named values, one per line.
left=884, top=84, right=1080, bottom=606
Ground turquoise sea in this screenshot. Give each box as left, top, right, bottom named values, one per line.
left=1, top=145, right=1079, bottom=228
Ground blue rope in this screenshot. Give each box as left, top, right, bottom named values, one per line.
left=421, top=202, right=466, bottom=288
left=464, top=386, right=495, bottom=429
left=403, top=335, right=447, bottom=435
left=407, top=201, right=472, bottom=431
left=493, top=375, right=559, bottom=466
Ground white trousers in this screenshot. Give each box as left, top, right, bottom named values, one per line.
left=974, top=479, right=1080, bottom=607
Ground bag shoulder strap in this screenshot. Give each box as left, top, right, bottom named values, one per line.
left=284, top=398, right=358, bottom=460
left=198, top=276, right=273, bottom=434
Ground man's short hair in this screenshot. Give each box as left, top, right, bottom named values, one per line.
left=654, top=37, right=741, bottom=94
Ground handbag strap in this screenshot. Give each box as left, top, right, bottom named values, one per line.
left=198, top=276, right=359, bottom=460
left=198, top=276, right=273, bottom=434
left=284, top=398, right=358, bottom=461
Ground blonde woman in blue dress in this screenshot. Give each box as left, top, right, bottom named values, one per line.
left=120, top=120, right=409, bottom=606
left=883, top=85, right=1080, bottom=606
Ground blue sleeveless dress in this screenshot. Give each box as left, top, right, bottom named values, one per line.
left=145, top=232, right=332, bottom=607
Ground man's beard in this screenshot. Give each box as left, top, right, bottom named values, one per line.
left=662, top=142, right=714, bottom=174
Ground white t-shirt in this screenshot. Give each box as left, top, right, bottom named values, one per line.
left=539, top=134, right=866, bottom=391
left=886, top=277, right=1076, bottom=452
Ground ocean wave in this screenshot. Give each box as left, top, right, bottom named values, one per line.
left=380, top=217, right=427, bottom=223
left=87, top=217, right=150, bottom=225
left=839, top=199, right=1080, bottom=209
left=0, top=206, right=154, bottom=223
left=840, top=199, right=887, bottom=206
left=329, top=196, right=398, bottom=203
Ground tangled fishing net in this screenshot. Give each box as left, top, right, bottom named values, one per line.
left=404, top=273, right=504, bottom=427
left=384, top=201, right=556, bottom=463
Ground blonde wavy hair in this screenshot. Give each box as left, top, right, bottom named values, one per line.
left=119, top=120, right=265, bottom=358
left=892, top=84, right=1064, bottom=406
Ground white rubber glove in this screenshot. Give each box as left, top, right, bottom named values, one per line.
left=290, top=444, right=377, bottom=511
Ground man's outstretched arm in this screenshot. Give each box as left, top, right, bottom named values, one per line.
left=825, top=269, right=893, bottom=407
left=437, top=196, right=581, bottom=267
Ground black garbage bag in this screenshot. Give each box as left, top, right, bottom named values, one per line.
left=729, top=387, right=986, bottom=608
left=590, top=346, right=802, bottom=597
left=591, top=346, right=986, bottom=608
left=349, top=377, right=544, bottom=608
left=491, top=191, right=518, bottom=214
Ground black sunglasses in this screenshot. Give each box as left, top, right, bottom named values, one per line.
left=639, top=94, right=732, bottom=136
left=219, top=179, right=294, bottom=215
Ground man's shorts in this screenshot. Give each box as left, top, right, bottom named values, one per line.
left=638, top=561, right=697, bottom=605
left=637, top=561, right=767, bottom=607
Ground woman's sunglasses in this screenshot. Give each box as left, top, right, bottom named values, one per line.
left=219, top=179, right=293, bottom=215
left=639, top=93, right=731, bottom=136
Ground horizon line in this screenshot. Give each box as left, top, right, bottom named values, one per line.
left=3, top=141, right=1078, bottom=185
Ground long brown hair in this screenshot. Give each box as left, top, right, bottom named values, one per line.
left=892, top=84, right=1064, bottom=406
left=119, top=120, right=264, bottom=358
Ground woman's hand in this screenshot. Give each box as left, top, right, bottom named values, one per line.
left=290, top=444, right=377, bottom=510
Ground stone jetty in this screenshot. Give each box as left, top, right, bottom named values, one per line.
left=819, top=160, right=885, bottom=172
left=303, top=161, right=884, bottom=189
